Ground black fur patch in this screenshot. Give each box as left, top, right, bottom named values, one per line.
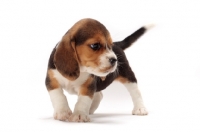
left=47, top=47, right=56, bottom=69
left=114, top=27, right=146, bottom=50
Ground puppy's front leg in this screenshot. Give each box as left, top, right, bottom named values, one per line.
left=49, top=88, right=72, bottom=121
left=69, top=77, right=95, bottom=122
left=69, top=95, right=92, bottom=122
left=46, top=70, right=72, bottom=121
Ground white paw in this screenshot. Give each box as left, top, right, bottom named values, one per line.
left=132, top=107, right=148, bottom=115
left=54, top=108, right=72, bottom=121
left=68, top=113, right=90, bottom=122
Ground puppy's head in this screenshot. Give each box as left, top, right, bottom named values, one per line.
left=54, top=18, right=117, bottom=80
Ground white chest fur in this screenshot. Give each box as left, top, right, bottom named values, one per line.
left=52, top=69, right=90, bottom=94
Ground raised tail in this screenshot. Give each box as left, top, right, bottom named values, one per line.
left=113, top=24, right=154, bottom=50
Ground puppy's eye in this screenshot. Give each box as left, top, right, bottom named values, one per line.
left=90, top=43, right=101, bottom=50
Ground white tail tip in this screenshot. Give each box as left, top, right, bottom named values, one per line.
left=144, top=24, right=155, bottom=30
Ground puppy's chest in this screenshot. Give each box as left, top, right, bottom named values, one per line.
left=52, top=70, right=90, bottom=94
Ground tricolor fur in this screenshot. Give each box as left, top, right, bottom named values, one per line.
left=45, top=18, right=151, bottom=122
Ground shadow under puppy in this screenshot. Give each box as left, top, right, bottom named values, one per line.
left=45, top=18, right=152, bottom=122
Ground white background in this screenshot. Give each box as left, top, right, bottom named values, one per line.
left=0, top=0, right=200, bottom=131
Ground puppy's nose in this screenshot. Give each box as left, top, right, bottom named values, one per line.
left=109, top=58, right=117, bottom=65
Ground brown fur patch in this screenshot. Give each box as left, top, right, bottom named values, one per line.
left=76, top=36, right=113, bottom=70
left=76, top=38, right=104, bottom=68
left=100, top=76, right=106, bottom=81
left=79, top=76, right=94, bottom=98
left=115, top=76, right=129, bottom=84
left=46, top=69, right=60, bottom=91
left=54, top=38, right=80, bottom=81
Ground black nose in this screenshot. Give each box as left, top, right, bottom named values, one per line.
left=109, top=58, right=117, bottom=65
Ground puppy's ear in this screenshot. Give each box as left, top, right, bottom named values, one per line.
left=54, top=34, right=80, bottom=81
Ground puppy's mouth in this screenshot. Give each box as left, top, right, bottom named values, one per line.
left=99, top=65, right=117, bottom=74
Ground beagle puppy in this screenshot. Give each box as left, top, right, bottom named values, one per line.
left=45, top=18, right=152, bottom=122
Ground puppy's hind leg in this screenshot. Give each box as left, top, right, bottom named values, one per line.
left=124, top=82, right=148, bottom=115
left=116, top=76, right=148, bottom=115
left=89, top=92, right=103, bottom=114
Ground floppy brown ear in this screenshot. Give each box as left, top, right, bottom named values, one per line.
left=54, top=35, right=80, bottom=81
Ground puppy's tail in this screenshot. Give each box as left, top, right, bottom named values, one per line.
left=113, top=24, right=154, bottom=50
